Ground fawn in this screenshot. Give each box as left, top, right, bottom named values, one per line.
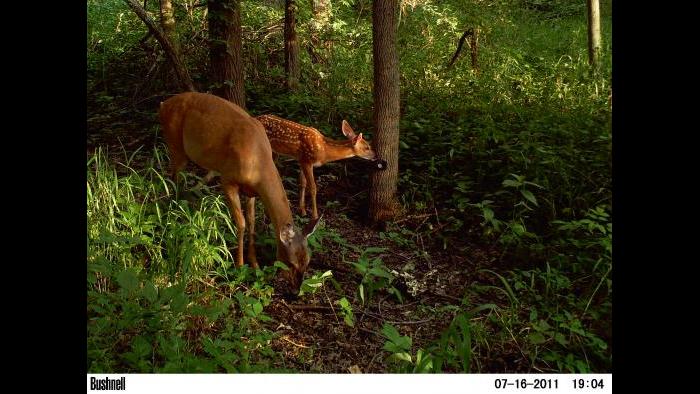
left=255, top=115, right=386, bottom=219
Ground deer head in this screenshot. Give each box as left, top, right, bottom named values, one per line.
left=277, top=217, right=321, bottom=293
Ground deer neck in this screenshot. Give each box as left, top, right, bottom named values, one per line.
left=254, top=169, right=294, bottom=233
left=321, top=138, right=355, bottom=163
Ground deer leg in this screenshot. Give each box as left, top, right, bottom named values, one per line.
left=222, top=183, right=246, bottom=268
left=203, top=170, right=219, bottom=184
left=299, top=166, right=307, bottom=216
left=301, top=163, right=318, bottom=220
left=168, top=151, right=188, bottom=188
left=245, top=196, right=259, bottom=269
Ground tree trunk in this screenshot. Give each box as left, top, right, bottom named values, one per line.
left=208, top=0, right=246, bottom=107
left=587, top=0, right=601, bottom=69
left=369, top=0, right=401, bottom=223
left=123, top=0, right=194, bottom=92
left=159, top=0, right=180, bottom=56
left=284, top=0, right=300, bottom=90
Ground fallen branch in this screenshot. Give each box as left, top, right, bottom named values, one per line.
left=447, top=28, right=479, bottom=70
left=361, top=310, right=435, bottom=325
left=285, top=302, right=335, bottom=312
left=123, top=0, right=194, bottom=92
left=279, top=336, right=310, bottom=348
left=393, top=213, right=433, bottom=225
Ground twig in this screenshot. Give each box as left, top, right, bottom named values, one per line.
left=280, top=299, right=296, bottom=315
left=195, top=277, right=217, bottom=289
left=280, top=336, right=309, bottom=348
left=357, top=326, right=381, bottom=337
left=447, top=28, right=474, bottom=69
left=286, top=303, right=335, bottom=312
left=361, top=310, right=435, bottom=325
left=447, top=28, right=479, bottom=70
left=324, top=287, right=340, bottom=324
left=385, top=316, right=434, bottom=325
left=366, top=351, right=381, bottom=373
left=393, top=213, right=433, bottom=225
left=427, top=290, right=462, bottom=304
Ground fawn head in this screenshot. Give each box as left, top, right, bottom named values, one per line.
left=342, top=120, right=387, bottom=170
left=342, top=120, right=378, bottom=161
left=277, top=217, right=322, bottom=293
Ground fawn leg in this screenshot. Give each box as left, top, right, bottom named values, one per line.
left=299, top=166, right=307, bottom=216
left=301, top=163, right=318, bottom=220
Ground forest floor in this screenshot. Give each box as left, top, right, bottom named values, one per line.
left=87, top=91, right=525, bottom=373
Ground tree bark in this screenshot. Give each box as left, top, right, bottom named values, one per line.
left=159, top=0, right=180, bottom=56
left=208, top=0, right=246, bottom=107
left=587, top=0, right=601, bottom=69
left=369, top=0, right=401, bottom=223
left=284, top=0, right=300, bottom=90
left=123, top=0, right=194, bottom=92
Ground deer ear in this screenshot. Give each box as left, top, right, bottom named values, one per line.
left=342, top=120, right=357, bottom=139
left=303, top=215, right=322, bottom=238
left=279, top=223, right=296, bottom=246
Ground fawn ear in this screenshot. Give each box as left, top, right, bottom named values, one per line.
left=352, top=133, right=363, bottom=145
left=279, top=223, right=296, bottom=246
left=342, top=120, right=357, bottom=139
left=303, top=215, right=322, bottom=238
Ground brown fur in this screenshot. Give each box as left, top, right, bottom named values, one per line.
left=256, top=114, right=379, bottom=219
left=159, top=92, right=319, bottom=291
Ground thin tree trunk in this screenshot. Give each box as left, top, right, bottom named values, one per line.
left=369, top=0, right=401, bottom=223
left=159, top=0, right=180, bottom=56
left=284, top=0, right=300, bottom=90
left=587, top=0, right=601, bottom=69
left=309, top=0, right=331, bottom=64
left=123, top=0, right=194, bottom=92
left=208, top=0, right=246, bottom=107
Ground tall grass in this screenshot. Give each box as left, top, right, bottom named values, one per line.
left=87, top=147, right=239, bottom=281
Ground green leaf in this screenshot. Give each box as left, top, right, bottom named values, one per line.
left=142, top=281, right=158, bottom=303
left=529, top=309, right=538, bottom=321
left=252, top=301, right=263, bottom=316
left=528, top=332, right=546, bottom=345
left=363, top=247, right=388, bottom=254
left=483, top=208, right=494, bottom=221
left=535, top=319, right=551, bottom=332
left=116, top=269, right=138, bottom=293
left=273, top=261, right=289, bottom=271
left=343, top=315, right=355, bottom=327
left=299, top=270, right=333, bottom=296
left=389, top=352, right=412, bottom=363
left=512, top=223, right=526, bottom=235
left=554, top=332, right=569, bottom=345
left=368, top=267, right=393, bottom=279
left=381, top=323, right=402, bottom=343
left=521, top=189, right=538, bottom=206
left=351, top=262, right=367, bottom=274
left=502, top=179, right=520, bottom=187
left=170, top=292, right=188, bottom=313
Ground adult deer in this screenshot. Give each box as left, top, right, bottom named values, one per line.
left=255, top=115, right=387, bottom=220
left=159, top=92, right=320, bottom=292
